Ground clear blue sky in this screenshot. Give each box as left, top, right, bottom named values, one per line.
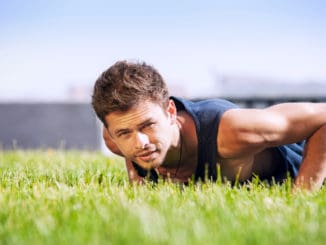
left=1, top=0, right=325, bottom=100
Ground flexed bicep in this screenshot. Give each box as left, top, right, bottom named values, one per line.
left=217, top=103, right=326, bottom=158
left=217, top=107, right=297, bottom=158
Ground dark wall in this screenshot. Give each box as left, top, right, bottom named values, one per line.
left=0, top=103, right=101, bottom=150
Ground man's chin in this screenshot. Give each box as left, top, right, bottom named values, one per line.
left=135, top=158, right=163, bottom=170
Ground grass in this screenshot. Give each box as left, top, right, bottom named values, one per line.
left=0, top=150, right=325, bottom=245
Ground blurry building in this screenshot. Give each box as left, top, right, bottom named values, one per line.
left=0, top=101, right=101, bottom=150
left=211, top=74, right=326, bottom=107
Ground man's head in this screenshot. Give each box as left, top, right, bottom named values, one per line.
left=92, top=60, right=169, bottom=127
left=92, top=60, right=179, bottom=169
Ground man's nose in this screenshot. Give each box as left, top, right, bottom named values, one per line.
left=134, top=132, right=150, bottom=149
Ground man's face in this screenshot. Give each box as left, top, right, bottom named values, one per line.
left=105, top=100, right=177, bottom=170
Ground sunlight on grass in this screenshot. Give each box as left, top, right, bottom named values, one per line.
left=0, top=150, right=325, bottom=245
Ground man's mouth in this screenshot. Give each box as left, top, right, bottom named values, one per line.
left=136, top=150, right=158, bottom=162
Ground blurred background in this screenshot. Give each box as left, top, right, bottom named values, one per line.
left=1, top=0, right=326, bottom=151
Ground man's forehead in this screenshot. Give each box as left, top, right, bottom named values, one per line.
left=105, top=101, right=166, bottom=127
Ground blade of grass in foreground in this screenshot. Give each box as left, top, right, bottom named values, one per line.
left=0, top=150, right=325, bottom=245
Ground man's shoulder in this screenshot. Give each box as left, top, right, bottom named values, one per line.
left=171, top=96, right=238, bottom=113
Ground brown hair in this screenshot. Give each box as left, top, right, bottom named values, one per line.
left=92, top=60, right=169, bottom=127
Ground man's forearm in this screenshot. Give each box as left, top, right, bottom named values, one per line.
left=125, top=159, right=145, bottom=184
left=294, top=124, right=326, bottom=191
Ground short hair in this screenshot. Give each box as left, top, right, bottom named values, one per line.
left=92, top=60, right=170, bottom=127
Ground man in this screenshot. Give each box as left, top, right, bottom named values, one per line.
left=92, top=60, right=326, bottom=190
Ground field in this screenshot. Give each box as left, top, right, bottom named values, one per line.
left=0, top=150, right=325, bottom=245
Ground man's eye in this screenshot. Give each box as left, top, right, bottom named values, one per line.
left=144, top=122, right=155, bottom=128
left=117, top=131, right=130, bottom=137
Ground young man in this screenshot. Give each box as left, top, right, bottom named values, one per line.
left=92, top=60, right=326, bottom=190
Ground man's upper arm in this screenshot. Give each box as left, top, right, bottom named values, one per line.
left=217, top=108, right=286, bottom=158
left=217, top=105, right=309, bottom=158
left=217, top=102, right=326, bottom=158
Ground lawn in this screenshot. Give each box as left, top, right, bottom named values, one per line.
left=0, top=150, right=325, bottom=245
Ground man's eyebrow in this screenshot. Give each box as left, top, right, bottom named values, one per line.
left=137, top=118, right=154, bottom=127
left=113, top=128, right=130, bottom=135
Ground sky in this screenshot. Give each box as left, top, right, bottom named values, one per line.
left=1, top=0, right=326, bottom=101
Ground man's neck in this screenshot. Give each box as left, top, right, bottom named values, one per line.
left=157, top=110, right=199, bottom=181
left=161, top=123, right=183, bottom=168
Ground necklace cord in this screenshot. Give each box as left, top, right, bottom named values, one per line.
left=173, top=132, right=183, bottom=178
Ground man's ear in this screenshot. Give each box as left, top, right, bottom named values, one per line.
left=166, top=99, right=177, bottom=123
left=103, top=127, right=123, bottom=156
